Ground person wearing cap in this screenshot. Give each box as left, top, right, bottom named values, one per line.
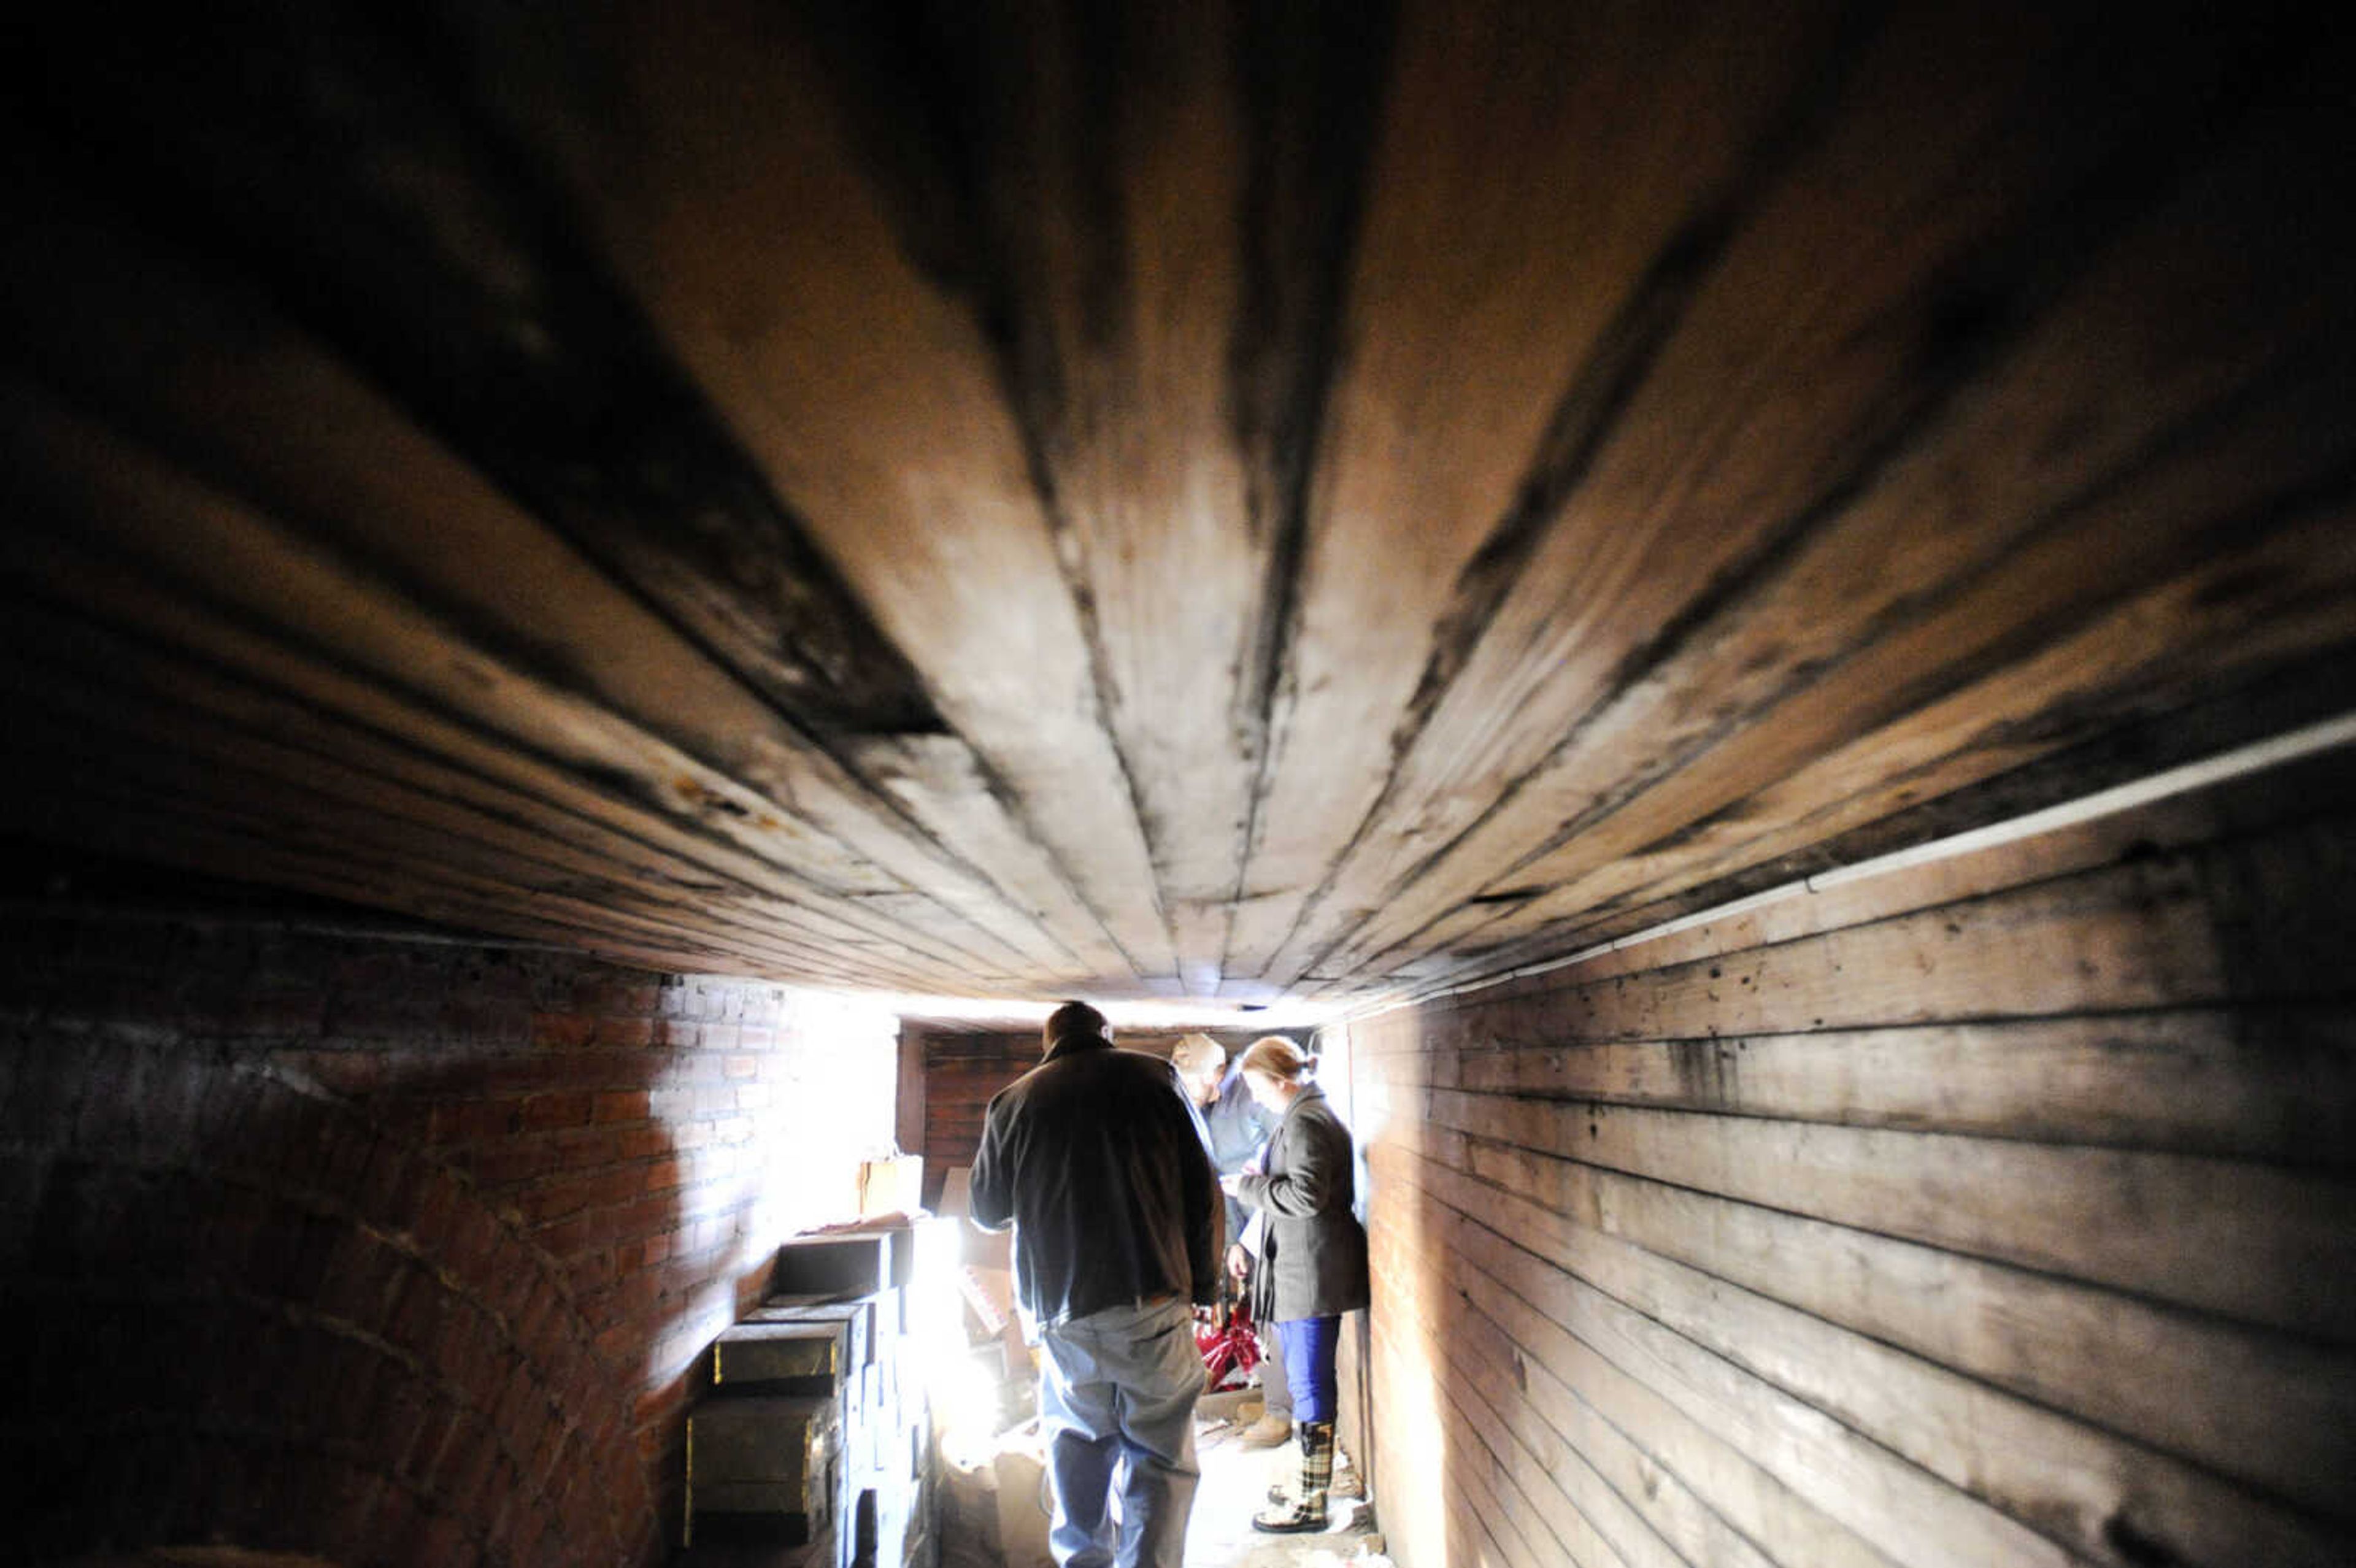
left=969, top=1002, right=1223, bottom=1568
left=1168, top=1032, right=1292, bottom=1448
left=1221, top=1035, right=1370, bottom=1534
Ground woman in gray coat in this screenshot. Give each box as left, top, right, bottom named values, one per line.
left=1222, top=1036, right=1370, bottom=1534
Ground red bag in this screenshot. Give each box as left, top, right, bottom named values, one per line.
left=1195, top=1294, right=1260, bottom=1389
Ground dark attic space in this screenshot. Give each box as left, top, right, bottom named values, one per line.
left=4, top=2, right=2355, bottom=1568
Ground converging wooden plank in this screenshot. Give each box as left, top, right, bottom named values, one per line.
left=0, top=194, right=1106, bottom=986
left=1433, top=486, right=2356, bottom=980
left=435, top=0, right=1179, bottom=983
left=0, top=645, right=958, bottom=990
left=1312, top=31, right=2356, bottom=990
left=1222, top=0, right=1849, bottom=986
left=0, top=393, right=1052, bottom=986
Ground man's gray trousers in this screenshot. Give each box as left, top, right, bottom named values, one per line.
left=1037, top=1296, right=1204, bottom=1568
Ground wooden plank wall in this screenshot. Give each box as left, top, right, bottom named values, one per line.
left=1336, top=746, right=2356, bottom=1568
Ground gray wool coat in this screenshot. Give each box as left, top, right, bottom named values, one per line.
left=1235, top=1083, right=1371, bottom=1323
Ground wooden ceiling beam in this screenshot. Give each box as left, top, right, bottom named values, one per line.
left=1269, top=6, right=2356, bottom=991
left=1220, top=0, right=1855, bottom=986
left=0, top=617, right=976, bottom=991
left=0, top=387, right=1059, bottom=984
left=431, top=0, right=1181, bottom=985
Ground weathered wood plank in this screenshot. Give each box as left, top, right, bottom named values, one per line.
left=1383, top=1145, right=2354, bottom=1568
left=1222, top=0, right=1850, bottom=985
left=1376, top=1228, right=1746, bottom=1568
left=1374, top=1163, right=2076, bottom=1568
left=0, top=381, right=1078, bottom=985
left=1464, top=1013, right=2354, bottom=1164
left=0, top=602, right=976, bottom=973
left=786, top=6, right=1392, bottom=996
left=1401, top=825, right=2356, bottom=1055
left=1371, top=1306, right=1589, bottom=1568
left=0, top=201, right=1125, bottom=986
left=1419, top=1088, right=2356, bottom=1340
left=435, top=0, right=1179, bottom=982
left=1369, top=1185, right=1900, bottom=1568
left=1264, top=0, right=2093, bottom=985
left=0, top=667, right=947, bottom=984
left=0, top=740, right=815, bottom=985
left=1306, top=41, right=2356, bottom=991
left=1518, top=742, right=2356, bottom=988
left=1423, top=1120, right=2355, bottom=1518
left=0, top=533, right=982, bottom=972
left=1401, top=418, right=2356, bottom=986
left=1366, top=1312, right=1563, bottom=1568
left=0, top=664, right=959, bottom=991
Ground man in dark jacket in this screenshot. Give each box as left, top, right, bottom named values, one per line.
left=969, top=1001, right=1221, bottom=1568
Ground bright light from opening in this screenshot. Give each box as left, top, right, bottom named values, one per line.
left=912, top=1214, right=1016, bottom=1470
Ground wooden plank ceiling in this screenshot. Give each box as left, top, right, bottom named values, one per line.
left=4, top=1, right=2352, bottom=1007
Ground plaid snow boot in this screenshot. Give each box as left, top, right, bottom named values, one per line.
left=1252, top=1420, right=1334, bottom=1534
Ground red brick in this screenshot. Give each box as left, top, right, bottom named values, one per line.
left=591, top=1086, right=649, bottom=1124
left=552, top=1126, right=625, bottom=1170
left=593, top=1015, right=654, bottom=1049
left=618, top=1126, right=667, bottom=1160
left=318, top=1230, right=404, bottom=1326
left=457, top=1132, right=552, bottom=1190
left=520, top=1091, right=593, bottom=1132
left=419, top=1510, right=475, bottom=1568
left=386, top=1269, right=447, bottom=1358
left=528, top=1013, right=595, bottom=1050
left=358, top=1139, right=426, bottom=1223
left=437, top=999, right=528, bottom=1047
left=407, top=1169, right=467, bottom=1254
left=566, top=1247, right=617, bottom=1296
left=440, top=1201, right=504, bottom=1284
left=534, top=1210, right=601, bottom=1262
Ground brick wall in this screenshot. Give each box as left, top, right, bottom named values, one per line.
left=0, top=909, right=898, bottom=1566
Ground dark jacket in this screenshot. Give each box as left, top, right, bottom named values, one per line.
left=1236, top=1083, right=1369, bottom=1323
left=968, top=1036, right=1222, bottom=1323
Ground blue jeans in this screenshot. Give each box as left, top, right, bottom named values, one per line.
left=1274, top=1315, right=1341, bottom=1424
left=1037, top=1296, right=1204, bottom=1568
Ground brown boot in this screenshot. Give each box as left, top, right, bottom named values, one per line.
left=1252, top=1421, right=1333, bottom=1534
left=1237, top=1411, right=1293, bottom=1449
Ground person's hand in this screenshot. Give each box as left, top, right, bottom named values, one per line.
left=1219, top=1172, right=1244, bottom=1197
left=1226, top=1243, right=1249, bottom=1282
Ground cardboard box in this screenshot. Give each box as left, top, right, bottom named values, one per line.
left=860, top=1155, right=925, bottom=1218
left=775, top=1226, right=916, bottom=1296
left=688, top=1396, right=837, bottom=1544
left=748, top=1298, right=871, bottom=1374
left=714, top=1320, right=849, bottom=1389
